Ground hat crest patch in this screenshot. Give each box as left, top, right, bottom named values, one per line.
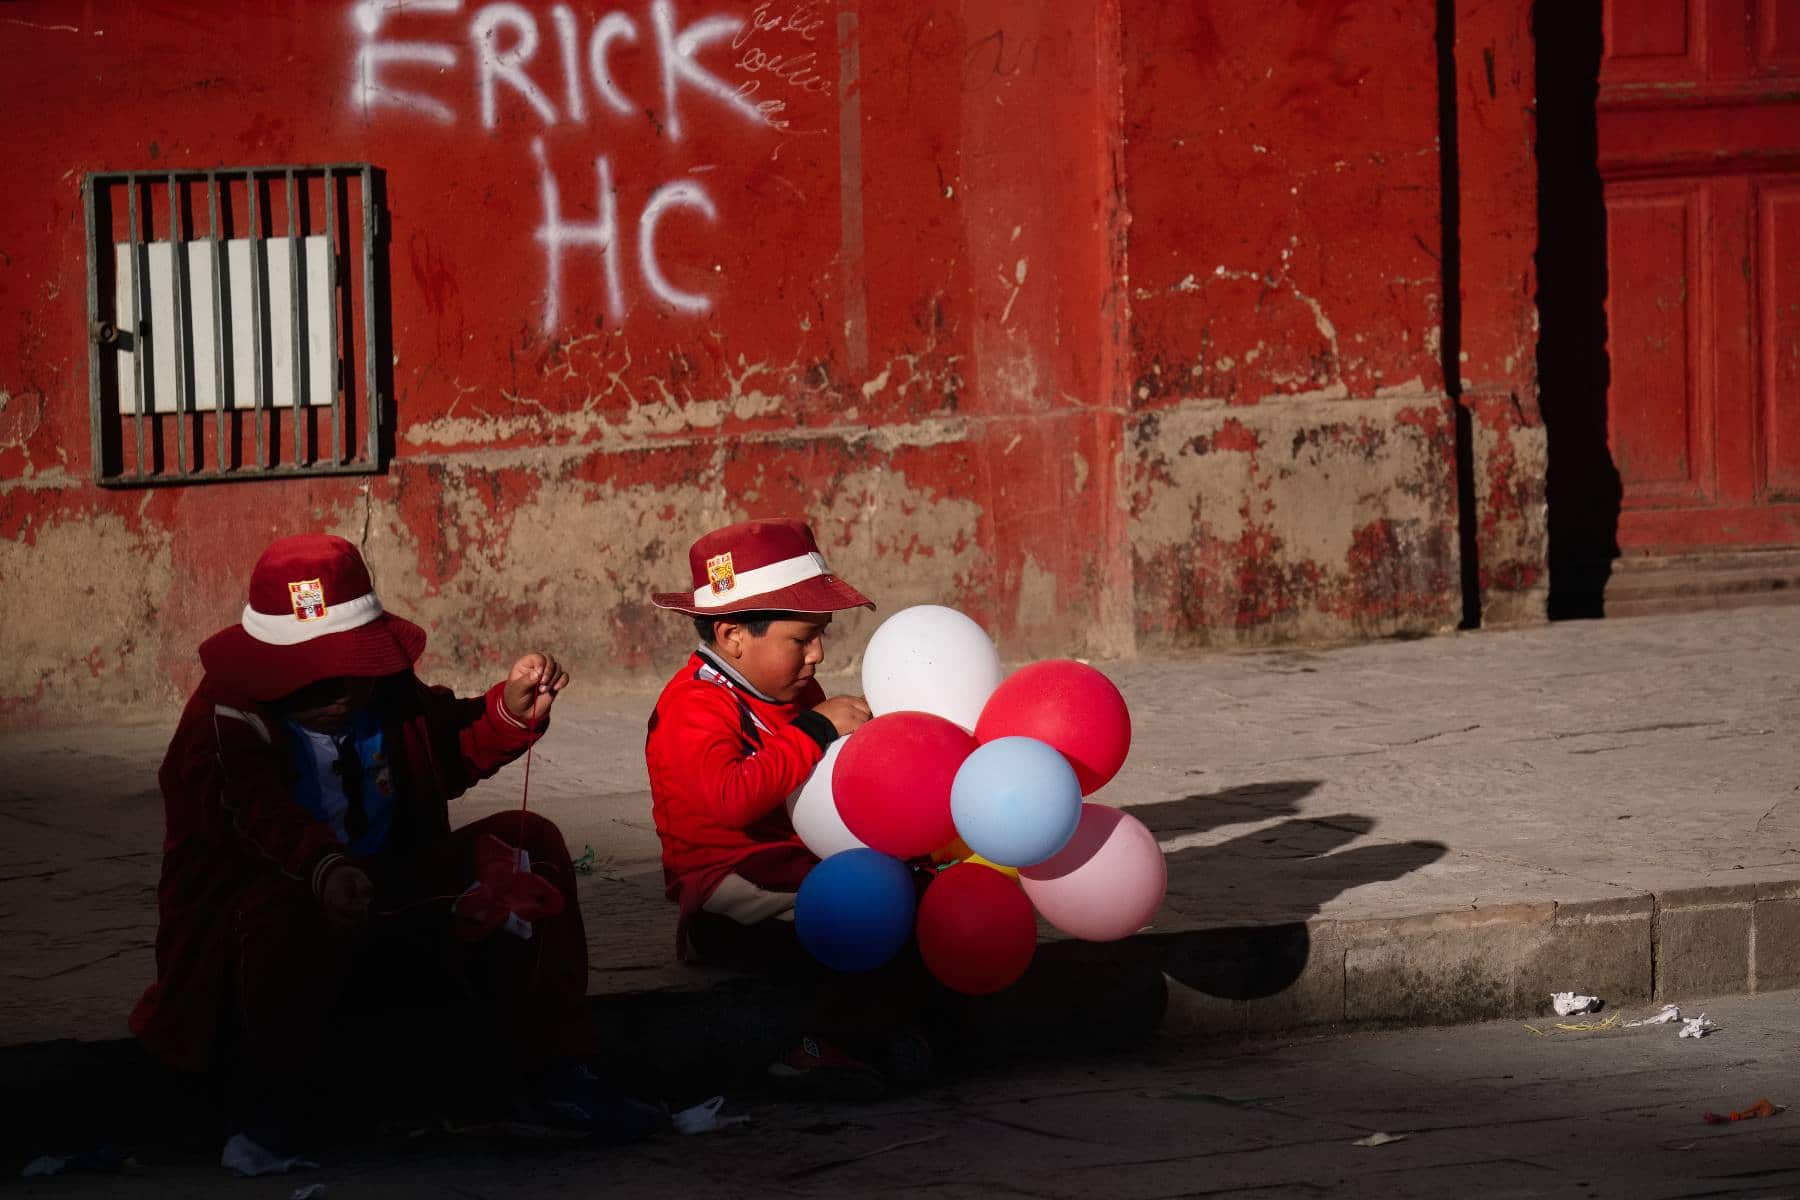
left=706, top=552, right=736, bottom=595
left=289, top=578, right=329, bottom=621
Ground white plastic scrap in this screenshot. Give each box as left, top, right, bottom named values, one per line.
left=1352, top=1132, right=1407, bottom=1147
left=1551, top=992, right=1601, bottom=1016
left=672, top=1095, right=751, bottom=1135
left=291, top=1186, right=330, bottom=1200
left=1677, top=1013, right=1718, bottom=1039
left=220, top=1133, right=317, bottom=1177
left=1623, top=1004, right=1682, bottom=1028
left=19, top=1149, right=135, bottom=1178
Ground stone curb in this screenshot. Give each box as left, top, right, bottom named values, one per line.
left=581, top=878, right=1800, bottom=1049
left=563, top=876, right=1800, bottom=1086
left=1141, top=879, right=1800, bottom=1036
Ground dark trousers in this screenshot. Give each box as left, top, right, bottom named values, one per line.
left=685, top=902, right=953, bottom=1061
left=228, top=811, right=589, bottom=1092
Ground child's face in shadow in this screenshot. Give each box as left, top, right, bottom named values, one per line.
left=275, top=675, right=378, bottom=732
left=717, top=615, right=831, bottom=701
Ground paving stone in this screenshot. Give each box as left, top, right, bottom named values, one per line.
left=1752, top=897, right=1800, bottom=992
left=1654, top=900, right=1751, bottom=999
left=1519, top=898, right=1653, bottom=1009
left=1343, top=904, right=1556, bottom=1024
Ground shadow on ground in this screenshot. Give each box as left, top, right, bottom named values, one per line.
left=1133, top=781, right=1449, bottom=1000
left=3, top=781, right=1449, bottom=1170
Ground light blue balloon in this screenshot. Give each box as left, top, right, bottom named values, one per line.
left=951, top=736, right=1083, bottom=868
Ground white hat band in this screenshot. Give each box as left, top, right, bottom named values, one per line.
left=691, top=551, right=830, bottom=610
left=240, top=591, right=385, bottom=646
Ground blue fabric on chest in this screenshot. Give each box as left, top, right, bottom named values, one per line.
left=284, top=706, right=396, bottom=856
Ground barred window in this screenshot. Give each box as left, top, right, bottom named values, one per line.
left=82, top=166, right=388, bottom=486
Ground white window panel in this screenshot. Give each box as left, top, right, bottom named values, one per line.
left=113, top=236, right=333, bottom=414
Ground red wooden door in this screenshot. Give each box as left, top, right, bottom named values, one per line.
left=1598, top=0, right=1800, bottom=552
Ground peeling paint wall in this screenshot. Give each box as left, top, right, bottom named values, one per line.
left=1129, top=395, right=1460, bottom=643
left=1118, top=0, right=1542, bottom=646
left=0, top=1, right=1543, bottom=724
left=1455, top=0, right=1547, bottom=625
left=0, top=508, right=175, bottom=716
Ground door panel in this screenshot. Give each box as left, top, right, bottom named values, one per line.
left=1755, top=0, right=1800, bottom=69
left=1606, top=186, right=1707, bottom=500
left=1600, top=0, right=1800, bottom=553
left=1760, top=183, right=1800, bottom=497
left=1604, top=0, right=1700, bottom=76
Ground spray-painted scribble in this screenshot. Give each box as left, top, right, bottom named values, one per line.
left=352, top=0, right=462, bottom=123
left=531, top=138, right=623, bottom=331
left=349, top=0, right=824, bottom=329
left=638, top=179, right=718, bottom=314
left=351, top=0, right=771, bottom=134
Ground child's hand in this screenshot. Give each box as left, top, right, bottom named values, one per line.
left=814, top=695, right=873, bottom=736
left=320, top=863, right=373, bottom=929
left=504, top=651, right=570, bottom=725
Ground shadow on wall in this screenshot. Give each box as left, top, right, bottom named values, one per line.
left=1536, top=0, right=1621, bottom=620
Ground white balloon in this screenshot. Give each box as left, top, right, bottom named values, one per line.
left=785, top=738, right=866, bottom=859
left=861, top=604, right=1003, bottom=732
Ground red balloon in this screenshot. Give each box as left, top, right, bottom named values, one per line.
left=974, top=661, right=1132, bottom=793
left=916, top=863, right=1037, bottom=995
left=833, top=711, right=975, bottom=859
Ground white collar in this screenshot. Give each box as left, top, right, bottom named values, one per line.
left=695, top=644, right=783, bottom=704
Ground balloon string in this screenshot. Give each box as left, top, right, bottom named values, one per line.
left=517, top=697, right=549, bottom=986
left=517, top=703, right=538, bottom=866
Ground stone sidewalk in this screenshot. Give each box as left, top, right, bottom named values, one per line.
left=19, top=988, right=1800, bottom=1198
left=2, top=605, right=1797, bottom=1049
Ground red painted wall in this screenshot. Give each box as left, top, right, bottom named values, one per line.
left=0, top=0, right=1542, bottom=722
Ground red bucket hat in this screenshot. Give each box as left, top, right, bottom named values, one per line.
left=198, top=534, right=426, bottom=703
left=651, top=518, right=874, bottom=618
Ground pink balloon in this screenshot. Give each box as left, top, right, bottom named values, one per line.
left=1019, top=803, right=1166, bottom=942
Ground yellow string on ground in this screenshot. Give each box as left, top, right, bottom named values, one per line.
left=1552, top=1012, right=1623, bottom=1032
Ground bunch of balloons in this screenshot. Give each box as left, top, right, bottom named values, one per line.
left=789, top=605, right=1167, bottom=995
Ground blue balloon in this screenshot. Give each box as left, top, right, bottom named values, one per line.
left=794, top=849, right=917, bottom=972
left=951, top=736, right=1083, bottom=867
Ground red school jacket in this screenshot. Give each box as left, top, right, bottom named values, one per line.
left=130, top=672, right=538, bottom=1072
left=644, top=650, right=839, bottom=944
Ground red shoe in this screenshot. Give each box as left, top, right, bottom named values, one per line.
left=766, top=1035, right=888, bottom=1101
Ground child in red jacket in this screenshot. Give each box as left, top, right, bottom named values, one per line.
left=134, top=534, right=654, bottom=1157
left=647, top=518, right=949, bottom=1097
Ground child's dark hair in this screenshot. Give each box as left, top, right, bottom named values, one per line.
left=694, top=611, right=787, bottom=644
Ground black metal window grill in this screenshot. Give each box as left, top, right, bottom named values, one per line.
left=82, top=165, right=386, bottom=486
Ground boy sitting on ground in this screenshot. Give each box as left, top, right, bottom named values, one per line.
left=132, top=533, right=655, bottom=1158
left=647, top=518, right=947, bottom=1097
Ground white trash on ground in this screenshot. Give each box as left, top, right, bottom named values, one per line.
left=1351, top=1132, right=1408, bottom=1147
left=672, top=1096, right=751, bottom=1135
left=1551, top=992, right=1601, bottom=1016
left=1678, top=1013, right=1719, bottom=1039
left=1623, top=1004, right=1682, bottom=1027
left=220, top=1133, right=317, bottom=1177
